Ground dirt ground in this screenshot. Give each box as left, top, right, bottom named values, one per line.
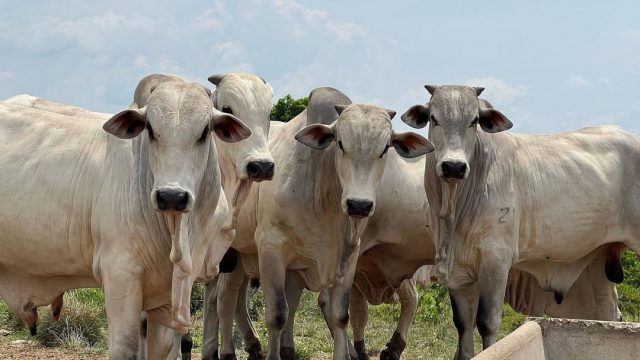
left=0, top=336, right=105, bottom=359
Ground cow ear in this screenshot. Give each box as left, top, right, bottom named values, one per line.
left=335, top=105, right=348, bottom=115
left=401, top=104, right=430, bottom=129
left=208, top=74, right=225, bottom=86
left=391, top=131, right=434, bottom=158
left=103, top=107, right=147, bottom=139
left=425, top=85, right=440, bottom=95
left=472, top=87, right=485, bottom=96
left=478, top=108, right=513, bottom=133
left=211, top=110, right=252, bottom=143
left=385, top=108, right=396, bottom=120
left=295, top=124, right=335, bottom=150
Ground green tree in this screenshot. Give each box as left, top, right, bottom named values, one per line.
left=270, top=94, right=309, bottom=122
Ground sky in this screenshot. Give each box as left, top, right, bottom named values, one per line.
left=1, top=0, right=640, bottom=134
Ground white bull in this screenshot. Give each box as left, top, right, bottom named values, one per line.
left=402, top=85, right=639, bottom=359
left=0, top=80, right=251, bottom=359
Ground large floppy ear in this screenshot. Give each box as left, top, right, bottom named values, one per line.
left=391, top=131, right=435, bottom=158
left=295, top=123, right=335, bottom=150
left=103, top=107, right=147, bottom=139
left=401, top=104, right=430, bottom=129
left=211, top=109, right=252, bottom=143
left=478, top=108, right=513, bottom=133
left=208, top=74, right=225, bottom=86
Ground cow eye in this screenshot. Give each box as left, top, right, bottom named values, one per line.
left=197, top=125, right=210, bottom=144
left=379, top=144, right=389, bottom=158
left=338, top=140, right=345, bottom=153
left=146, top=123, right=156, bottom=141
left=221, top=106, right=233, bottom=115
left=430, top=115, right=439, bottom=126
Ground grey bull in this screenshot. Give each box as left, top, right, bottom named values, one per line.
left=0, top=80, right=251, bottom=359
left=402, top=85, right=640, bottom=359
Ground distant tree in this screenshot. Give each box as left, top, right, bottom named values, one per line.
left=270, top=94, right=309, bottom=122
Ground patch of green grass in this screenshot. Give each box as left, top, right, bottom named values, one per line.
left=35, top=289, right=107, bottom=351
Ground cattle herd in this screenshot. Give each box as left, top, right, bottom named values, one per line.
left=0, top=72, right=637, bottom=360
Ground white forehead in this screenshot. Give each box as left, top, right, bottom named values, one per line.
left=430, top=86, right=479, bottom=124
left=336, top=104, right=392, bottom=149
left=147, top=83, right=212, bottom=130
left=213, top=73, right=273, bottom=115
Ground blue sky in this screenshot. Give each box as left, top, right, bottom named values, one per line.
left=1, top=0, right=639, bottom=133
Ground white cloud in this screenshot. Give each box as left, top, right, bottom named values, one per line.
left=193, top=2, right=231, bottom=32
left=210, top=41, right=254, bottom=73
left=465, top=77, right=527, bottom=104
left=565, top=75, right=592, bottom=87
left=0, top=71, right=13, bottom=81
left=619, top=30, right=640, bottom=42
left=272, top=0, right=366, bottom=43
left=134, top=55, right=149, bottom=68
left=0, top=11, right=157, bottom=53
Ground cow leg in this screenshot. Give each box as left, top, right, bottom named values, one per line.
left=380, top=279, right=417, bottom=360
left=259, top=241, right=288, bottom=360
left=218, top=268, right=247, bottom=360
left=146, top=319, right=175, bottom=360
left=234, top=275, right=263, bottom=360
left=587, top=258, right=620, bottom=321
left=202, top=276, right=221, bottom=360
left=349, top=287, right=369, bottom=360
left=181, top=331, right=193, bottom=360
left=328, top=246, right=360, bottom=360
left=476, top=260, right=509, bottom=350
left=103, top=270, right=143, bottom=359
left=277, top=271, right=303, bottom=360
left=449, top=285, right=479, bottom=360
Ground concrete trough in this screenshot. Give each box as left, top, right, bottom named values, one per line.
left=473, top=317, right=640, bottom=360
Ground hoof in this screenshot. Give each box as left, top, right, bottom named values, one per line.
left=380, top=332, right=405, bottom=360
left=354, top=340, right=370, bottom=360
left=379, top=348, right=400, bottom=360
left=29, top=324, right=37, bottom=336
left=246, top=341, right=264, bottom=360
left=280, top=346, right=296, bottom=360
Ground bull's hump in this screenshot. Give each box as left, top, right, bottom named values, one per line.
left=307, top=87, right=352, bottom=125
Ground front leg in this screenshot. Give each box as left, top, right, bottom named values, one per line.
left=234, top=275, right=263, bottom=360
left=279, top=271, right=305, bottom=360
left=476, top=258, right=509, bottom=350
left=145, top=318, right=175, bottom=360
left=329, top=244, right=360, bottom=360
left=379, top=278, right=418, bottom=360
left=259, top=241, right=288, bottom=360
left=217, top=266, right=248, bottom=360
left=349, top=287, right=369, bottom=360
left=202, top=276, right=221, bottom=360
left=102, top=266, right=144, bottom=359
left=449, top=285, right=479, bottom=360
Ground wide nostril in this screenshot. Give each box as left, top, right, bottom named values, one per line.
left=346, top=199, right=374, bottom=217
left=441, top=161, right=467, bottom=179
left=247, top=161, right=275, bottom=180
left=156, top=190, right=189, bottom=211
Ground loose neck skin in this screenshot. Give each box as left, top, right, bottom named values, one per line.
left=427, top=131, right=493, bottom=283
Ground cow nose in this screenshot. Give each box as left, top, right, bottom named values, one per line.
left=156, top=189, right=189, bottom=212
left=441, top=161, right=467, bottom=179
left=246, top=161, right=275, bottom=181
left=346, top=199, right=373, bottom=218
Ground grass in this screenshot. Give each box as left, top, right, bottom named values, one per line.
left=0, top=251, right=638, bottom=358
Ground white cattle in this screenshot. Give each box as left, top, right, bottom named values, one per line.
left=402, top=85, right=639, bottom=359
left=127, top=73, right=275, bottom=359
left=0, top=80, right=251, bottom=359
left=209, top=87, right=432, bottom=360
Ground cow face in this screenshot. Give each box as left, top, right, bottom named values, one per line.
left=209, top=73, right=275, bottom=181
left=296, top=104, right=434, bottom=219
left=401, top=85, right=512, bottom=182
left=103, top=83, right=251, bottom=213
